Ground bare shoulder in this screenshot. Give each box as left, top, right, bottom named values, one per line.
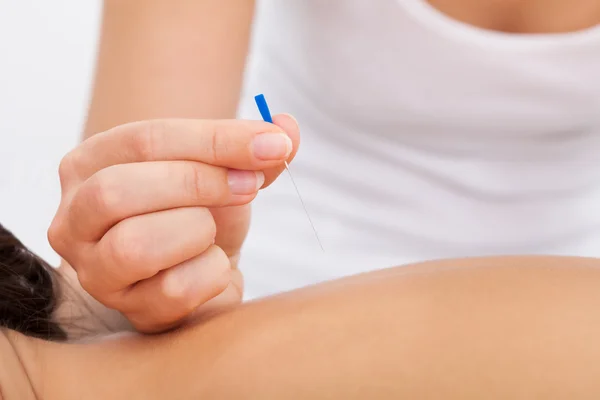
left=0, top=329, right=123, bottom=400
left=0, top=330, right=37, bottom=400
left=2, top=256, right=600, bottom=399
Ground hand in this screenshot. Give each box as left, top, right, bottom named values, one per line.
left=48, top=115, right=300, bottom=333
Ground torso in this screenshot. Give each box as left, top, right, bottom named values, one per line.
left=427, top=0, right=600, bottom=34
left=238, top=0, right=600, bottom=299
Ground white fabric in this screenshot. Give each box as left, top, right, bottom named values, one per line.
left=237, top=0, right=600, bottom=299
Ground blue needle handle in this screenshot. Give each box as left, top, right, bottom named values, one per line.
left=253, top=94, right=324, bottom=251
left=254, top=94, right=273, bottom=123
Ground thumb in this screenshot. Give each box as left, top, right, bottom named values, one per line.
left=262, top=113, right=301, bottom=187
left=211, top=113, right=300, bottom=260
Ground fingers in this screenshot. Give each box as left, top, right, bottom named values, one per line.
left=206, top=114, right=302, bottom=257
left=62, top=117, right=299, bottom=184
left=262, top=113, right=301, bottom=187
left=188, top=266, right=244, bottom=320
left=81, top=207, right=216, bottom=295
left=68, top=161, right=263, bottom=241
left=121, top=245, right=232, bottom=333
left=47, top=114, right=301, bottom=333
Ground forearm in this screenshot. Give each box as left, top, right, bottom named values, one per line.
left=84, top=0, right=255, bottom=139
left=66, top=0, right=255, bottom=332
left=30, top=256, right=600, bottom=399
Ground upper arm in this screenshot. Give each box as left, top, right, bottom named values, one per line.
left=85, top=0, right=256, bottom=138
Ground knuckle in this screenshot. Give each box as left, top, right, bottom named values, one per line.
left=210, top=124, right=221, bottom=162
left=159, top=270, right=197, bottom=311
left=58, top=150, right=80, bottom=186
left=160, top=279, right=196, bottom=314
left=57, top=154, right=72, bottom=181
left=181, top=164, right=229, bottom=206
left=207, top=121, right=233, bottom=164
left=129, top=120, right=168, bottom=160
left=47, top=217, right=66, bottom=254
left=85, top=170, right=122, bottom=217
left=181, top=163, right=214, bottom=203
left=105, top=223, right=147, bottom=269
left=47, top=209, right=81, bottom=264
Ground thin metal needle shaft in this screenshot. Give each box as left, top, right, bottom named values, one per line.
left=284, top=161, right=324, bottom=251
left=254, top=93, right=323, bottom=251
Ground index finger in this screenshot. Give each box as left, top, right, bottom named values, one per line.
left=64, top=117, right=299, bottom=182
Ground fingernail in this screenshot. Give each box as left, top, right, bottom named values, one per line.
left=252, top=133, right=293, bottom=160
left=228, top=170, right=265, bottom=195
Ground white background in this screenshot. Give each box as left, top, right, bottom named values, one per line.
left=0, top=1, right=102, bottom=265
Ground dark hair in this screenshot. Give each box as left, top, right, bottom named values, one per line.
left=0, top=223, right=67, bottom=341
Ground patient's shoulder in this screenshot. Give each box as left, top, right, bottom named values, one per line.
left=0, top=329, right=38, bottom=400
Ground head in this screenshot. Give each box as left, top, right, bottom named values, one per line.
left=0, top=223, right=67, bottom=341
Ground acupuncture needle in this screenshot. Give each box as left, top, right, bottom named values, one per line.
left=254, top=94, right=324, bottom=251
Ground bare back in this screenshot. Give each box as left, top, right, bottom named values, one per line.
left=4, top=255, right=600, bottom=399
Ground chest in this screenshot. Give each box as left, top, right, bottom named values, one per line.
left=426, top=0, right=600, bottom=34
left=253, top=0, right=600, bottom=151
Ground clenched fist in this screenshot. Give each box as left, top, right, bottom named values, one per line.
left=48, top=115, right=299, bottom=333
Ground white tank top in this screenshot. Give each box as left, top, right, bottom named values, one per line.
left=237, top=0, right=600, bottom=299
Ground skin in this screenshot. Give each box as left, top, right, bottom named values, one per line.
left=84, top=0, right=254, bottom=135
left=426, top=0, right=600, bottom=34
left=49, top=116, right=300, bottom=334
left=55, top=0, right=600, bottom=333
left=53, top=0, right=257, bottom=334
left=3, top=255, right=600, bottom=399
left=0, top=332, right=37, bottom=400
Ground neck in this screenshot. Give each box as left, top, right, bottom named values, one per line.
left=54, top=262, right=133, bottom=341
